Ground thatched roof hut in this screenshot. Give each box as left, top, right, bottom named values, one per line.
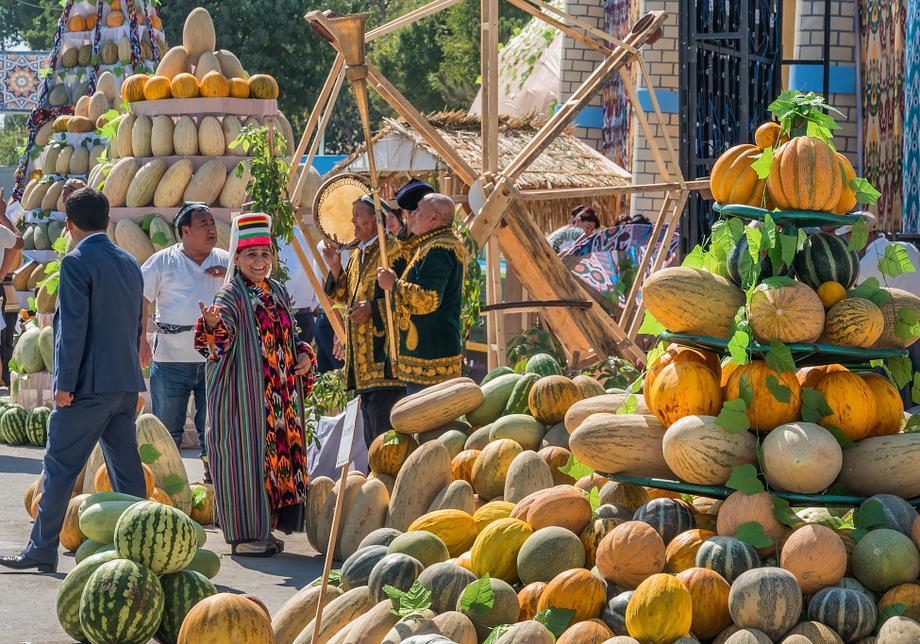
left=329, top=111, right=631, bottom=232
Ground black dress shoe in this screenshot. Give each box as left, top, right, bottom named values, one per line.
left=0, top=552, right=57, bottom=573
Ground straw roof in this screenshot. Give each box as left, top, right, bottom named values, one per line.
left=330, top=111, right=631, bottom=192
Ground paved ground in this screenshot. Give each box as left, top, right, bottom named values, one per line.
left=0, top=443, right=326, bottom=644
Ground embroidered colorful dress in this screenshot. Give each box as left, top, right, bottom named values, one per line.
left=194, top=274, right=316, bottom=544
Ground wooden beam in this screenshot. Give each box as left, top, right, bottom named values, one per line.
left=481, top=0, right=499, bottom=174
left=468, top=176, right=517, bottom=248
left=620, top=191, right=673, bottom=324
left=618, top=67, right=672, bottom=183
left=366, top=0, right=464, bottom=41
left=504, top=0, right=610, bottom=57
left=520, top=179, right=710, bottom=201
left=303, top=68, right=346, bottom=180
left=636, top=57, right=685, bottom=184
left=520, top=0, right=623, bottom=49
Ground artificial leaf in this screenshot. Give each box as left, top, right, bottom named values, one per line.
left=682, top=245, right=707, bottom=269
left=851, top=277, right=892, bottom=307
left=735, top=521, right=774, bottom=549
left=483, top=625, right=512, bottom=644
left=382, top=429, right=400, bottom=446
left=459, top=574, right=494, bottom=614
left=765, top=374, right=792, bottom=403
left=559, top=454, right=594, bottom=480
left=534, top=608, right=576, bottom=638
left=888, top=356, right=913, bottom=389
left=715, top=399, right=751, bottom=434
left=192, top=486, right=208, bottom=509
left=850, top=177, right=881, bottom=205
left=726, top=464, right=765, bottom=495
left=727, top=330, right=750, bottom=366
left=849, top=217, right=870, bottom=252
left=587, top=487, right=601, bottom=513
left=896, top=307, right=920, bottom=344
left=162, top=474, right=188, bottom=496
left=638, top=311, right=666, bottom=336
left=616, top=393, right=638, bottom=415
left=138, top=442, right=161, bottom=464
left=878, top=243, right=917, bottom=278
left=823, top=424, right=857, bottom=449
left=765, top=340, right=796, bottom=374
left=855, top=499, right=888, bottom=531
left=772, top=495, right=802, bottom=528
left=800, top=388, right=833, bottom=423
left=751, top=147, right=774, bottom=179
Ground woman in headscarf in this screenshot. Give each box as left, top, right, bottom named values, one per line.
left=194, top=213, right=316, bottom=556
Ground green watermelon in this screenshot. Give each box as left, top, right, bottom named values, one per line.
left=80, top=500, right=141, bottom=544
left=74, top=539, right=106, bottom=564
left=793, top=232, right=860, bottom=289
left=184, top=548, right=220, bottom=579
left=114, top=501, right=197, bottom=574
left=156, top=570, right=217, bottom=644
left=38, top=326, right=54, bottom=371
left=25, top=406, right=50, bottom=446
left=503, top=372, right=539, bottom=415
left=79, top=559, right=164, bottom=644
left=56, top=550, right=121, bottom=642
left=1, top=406, right=29, bottom=444
left=525, top=353, right=563, bottom=377
left=341, top=545, right=388, bottom=590
left=149, top=216, right=178, bottom=251
left=480, top=365, right=514, bottom=386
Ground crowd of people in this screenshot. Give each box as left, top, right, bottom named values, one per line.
left=0, top=174, right=468, bottom=567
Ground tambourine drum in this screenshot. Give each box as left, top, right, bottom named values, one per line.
left=312, top=173, right=371, bottom=245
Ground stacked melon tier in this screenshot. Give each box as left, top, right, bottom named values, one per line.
left=82, top=6, right=294, bottom=268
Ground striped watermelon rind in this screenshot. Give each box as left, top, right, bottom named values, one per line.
left=156, top=569, right=217, bottom=644
left=1, top=405, right=28, bottom=445
left=79, top=559, right=164, bottom=644
left=114, top=501, right=197, bottom=575
left=503, top=373, right=540, bottom=415
left=56, top=550, right=121, bottom=642
left=25, top=406, right=50, bottom=446
left=525, top=353, right=563, bottom=377
left=792, top=232, right=860, bottom=290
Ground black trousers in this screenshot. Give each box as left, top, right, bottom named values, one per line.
left=314, top=311, right=344, bottom=373
left=361, top=388, right=406, bottom=448
left=294, top=309, right=315, bottom=345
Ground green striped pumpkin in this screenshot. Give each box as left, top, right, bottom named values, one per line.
left=807, top=586, right=876, bottom=642
left=633, top=498, right=697, bottom=545
left=793, top=232, right=860, bottom=289
left=25, top=406, right=50, bottom=446
left=56, top=550, right=121, bottom=641
left=503, top=373, right=539, bottom=415
left=341, top=545, right=388, bottom=590
left=156, top=570, right=217, bottom=644
left=417, top=561, right=477, bottom=614
left=1, top=405, right=28, bottom=445
left=79, top=559, right=164, bottom=644
left=695, top=535, right=760, bottom=583
left=525, top=353, right=563, bottom=377
left=114, top=501, right=197, bottom=574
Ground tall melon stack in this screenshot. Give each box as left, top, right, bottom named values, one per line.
left=84, top=6, right=295, bottom=259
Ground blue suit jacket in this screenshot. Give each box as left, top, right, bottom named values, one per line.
left=53, top=233, right=146, bottom=395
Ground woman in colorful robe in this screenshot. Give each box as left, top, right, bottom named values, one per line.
left=194, top=213, right=316, bottom=557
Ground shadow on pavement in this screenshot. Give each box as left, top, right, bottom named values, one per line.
left=229, top=551, right=327, bottom=589
left=0, top=452, right=44, bottom=475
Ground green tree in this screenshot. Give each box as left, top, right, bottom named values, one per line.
left=0, top=115, right=28, bottom=166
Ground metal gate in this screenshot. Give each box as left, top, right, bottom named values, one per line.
left=678, top=0, right=783, bottom=251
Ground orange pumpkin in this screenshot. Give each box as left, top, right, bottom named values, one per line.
left=833, top=152, right=858, bottom=214
left=716, top=491, right=785, bottom=554
left=85, top=14, right=98, bottom=30
left=859, top=372, right=904, bottom=437
left=536, top=568, right=606, bottom=623
left=644, top=345, right=720, bottom=396
left=796, top=364, right=848, bottom=389
left=724, top=360, right=801, bottom=432
left=676, top=567, right=732, bottom=639
left=539, top=446, right=575, bottom=485
left=709, top=144, right=768, bottom=206
left=149, top=487, right=173, bottom=506
left=596, top=521, right=666, bottom=589
left=69, top=15, right=87, bottom=31
left=580, top=517, right=627, bottom=568
left=95, top=462, right=156, bottom=497
left=121, top=74, right=149, bottom=102
left=557, top=619, right=613, bottom=644
left=189, top=482, right=214, bottom=524
left=229, top=78, right=250, bottom=98
left=177, top=593, right=273, bottom=644
left=106, top=11, right=125, bottom=27
left=754, top=122, right=783, bottom=149
left=61, top=494, right=90, bottom=552
left=779, top=524, right=846, bottom=594
left=248, top=74, right=279, bottom=99
left=814, top=371, right=877, bottom=441
left=170, top=73, right=200, bottom=99
left=879, top=583, right=920, bottom=622
left=666, top=529, right=716, bottom=573
left=199, top=71, right=230, bottom=97
left=647, top=360, right=722, bottom=427
left=368, top=432, right=417, bottom=477
left=30, top=491, right=42, bottom=519
left=767, top=136, right=844, bottom=212
left=518, top=582, right=547, bottom=621
left=143, top=75, right=172, bottom=100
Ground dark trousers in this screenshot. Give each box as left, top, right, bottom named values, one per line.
left=405, top=382, right=427, bottom=396
left=26, top=391, right=145, bottom=564
left=361, top=388, right=406, bottom=448
left=150, top=361, right=206, bottom=457
left=1, top=311, right=17, bottom=385
left=295, top=310, right=316, bottom=345
left=314, top=311, right=344, bottom=373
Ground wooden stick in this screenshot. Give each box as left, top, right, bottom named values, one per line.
left=289, top=233, right=346, bottom=342
left=618, top=67, right=671, bottom=183
left=620, top=191, right=673, bottom=325
left=504, top=0, right=610, bottom=56
left=520, top=179, right=710, bottom=200
left=303, top=70, right=346, bottom=175
left=366, top=0, right=464, bottom=41
left=520, top=0, right=622, bottom=49
left=310, top=460, right=350, bottom=643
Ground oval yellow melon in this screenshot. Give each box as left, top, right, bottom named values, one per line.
left=643, top=267, right=746, bottom=339
left=662, top=414, right=757, bottom=485
left=859, top=372, right=904, bottom=437
left=823, top=297, right=884, bottom=348
left=471, top=439, right=522, bottom=501
left=470, top=517, right=532, bottom=583
left=747, top=281, right=825, bottom=344
left=647, top=361, right=722, bottom=428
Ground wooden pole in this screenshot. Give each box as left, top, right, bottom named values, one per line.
left=620, top=191, right=673, bottom=325
left=366, top=0, right=464, bottom=41
left=481, top=0, right=502, bottom=368
left=289, top=233, right=346, bottom=342
left=309, top=462, right=350, bottom=643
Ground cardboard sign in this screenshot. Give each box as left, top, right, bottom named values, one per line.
left=336, top=397, right=362, bottom=468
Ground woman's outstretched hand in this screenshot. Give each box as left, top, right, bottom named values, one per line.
left=198, top=300, right=222, bottom=328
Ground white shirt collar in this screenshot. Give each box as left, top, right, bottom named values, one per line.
left=75, top=231, right=108, bottom=250
left=358, top=235, right=378, bottom=251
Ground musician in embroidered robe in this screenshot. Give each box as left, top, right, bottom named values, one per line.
left=324, top=195, right=408, bottom=447
left=377, top=193, right=466, bottom=394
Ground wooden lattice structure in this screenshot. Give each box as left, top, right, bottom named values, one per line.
left=287, top=0, right=708, bottom=369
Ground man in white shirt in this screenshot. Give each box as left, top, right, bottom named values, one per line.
left=277, top=226, right=321, bottom=346
left=140, top=203, right=228, bottom=481
left=0, top=188, right=25, bottom=385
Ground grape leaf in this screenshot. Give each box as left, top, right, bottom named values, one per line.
left=851, top=277, right=892, bottom=307
left=616, top=393, right=638, bottom=415
left=726, top=464, right=765, bottom=495
left=162, top=474, right=188, bottom=496
left=896, top=307, right=920, bottom=344
left=751, top=147, right=774, bottom=179
left=745, top=226, right=764, bottom=264
left=534, top=608, right=576, bottom=638
left=638, top=311, right=666, bottom=336
left=382, top=429, right=401, bottom=446
left=715, top=399, right=751, bottom=434
left=850, top=177, right=881, bottom=205
left=559, top=454, right=594, bottom=480
left=771, top=495, right=802, bottom=528
left=459, top=574, right=494, bottom=614
left=587, top=487, right=601, bottom=513
left=712, top=217, right=745, bottom=256
left=855, top=499, right=888, bottom=531
left=681, top=245, right=707, bottom=269
left=878, top=244, right=917, bottom=278
left=778, top=233, right=798, bottom=268
left=904, top=415, right=920, bottom=433
left=764, top=340, right=796, bottom=374
left=765, top=374, right=792, bottom=403
left=192, top=486, right=208, bottom=509
left=823, top=424, right=857, bottom=449
left=887, top=356, right=913, bottom=389
left=735, top=521, right=774, bottom=548
left=138, top=443, right=161, bottom=464
left=483, top=625, right=512, bottom=644
left=801, top=388, right=833, bottom=423
left=384, top=581, right=433, bottom=618
left=727, top=330, right=750, bottom=366
left=848, top=217, right=870, bottom=251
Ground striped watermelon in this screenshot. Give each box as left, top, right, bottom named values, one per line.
left=525, top=353, right=563, bottom=377
left=26, top=406, right=50, bottom=446
left=1, top=405, right=28, bottom=445
left=156, top=570, right=217, bottom=644
left=695, top=536, right=760, bottom=583
left=114, top=501, right=197, bottom=574
left=79, top=559, right=164, bottom=644
left=56, top=550, right=121, bottom=642
left=793, top=232, right=860, bottom=289
left=503, top=373, right=539, bottom=415
left=808, top=586, right=877, bottom=641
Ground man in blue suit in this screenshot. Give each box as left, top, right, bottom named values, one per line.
left=0, top=188, right=147, bottom=572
